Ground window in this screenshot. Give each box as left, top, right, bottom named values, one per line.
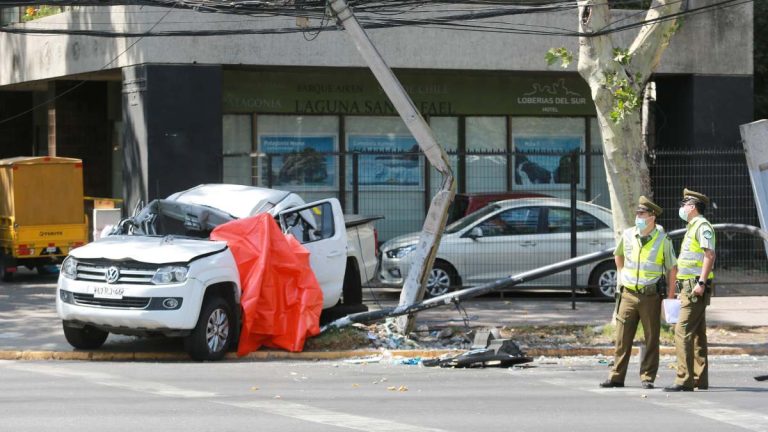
left=222, top=115, right=253, bottom=185
left=256, top=115, right=339, bottom=190
left=478, top=207, right=540, bottom=236
left=511, top=117, right=585, bottom=189
left=282, top=202, right=335, bottom=244
left=466, top=117, right=507, bottom=192
left=546, top=208, right=608, bottom=233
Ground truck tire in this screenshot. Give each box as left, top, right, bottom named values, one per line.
left=184, top=296, right=234, bottom=361
left=62, top=322, right=109, bottom=349
left=36, top=264, right=59, bottom=276
left=342, top=259, right=363, bottom=306
left=0, top=253, right=13, bottom=282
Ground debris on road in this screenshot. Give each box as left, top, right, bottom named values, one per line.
left=423, top=332, right=532, bottom=368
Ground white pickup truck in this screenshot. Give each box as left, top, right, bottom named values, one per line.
left=56, top=184, right=379, bottom=360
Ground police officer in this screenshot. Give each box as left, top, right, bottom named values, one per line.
left=600, top=196, right=677, bottom=390
left=664, top=189, right=715, bottom=392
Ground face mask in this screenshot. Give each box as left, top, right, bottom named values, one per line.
left=678, top=206, right=689, bottom=222
left=635, top=217, right=647, bottom=231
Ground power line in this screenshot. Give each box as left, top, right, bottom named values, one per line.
left=0, top=0, right=750, bottom=38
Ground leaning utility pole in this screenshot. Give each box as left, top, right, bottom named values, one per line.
left=327, top=0, right=456, bottom=333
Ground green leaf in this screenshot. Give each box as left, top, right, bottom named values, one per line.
left=545, top=47, right=573, bottom=69
left=612, top=48, right=632, bottom=66
left=545, top=50, right=558, bottom=66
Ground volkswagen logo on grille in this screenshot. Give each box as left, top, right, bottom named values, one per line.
left=105, top=266, right=120, bottom=284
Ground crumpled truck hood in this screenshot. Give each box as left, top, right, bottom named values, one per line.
left=69, top=235, right=228, bottom=264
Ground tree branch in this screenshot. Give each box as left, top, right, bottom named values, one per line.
left=627, top=0, right=684, bottom=85
left=577, top=0, right=613, bottom=79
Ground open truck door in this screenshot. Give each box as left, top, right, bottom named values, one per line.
left=278, top=198, right=346, bottom=309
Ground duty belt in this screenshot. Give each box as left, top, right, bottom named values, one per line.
left=675, top=279, right=713, bottom=303
left=623, top=283, right=658, bottom=296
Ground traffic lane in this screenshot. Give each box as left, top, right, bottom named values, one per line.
left=1, top=356, right=767, bottom=432
left=0, top=271, right=189, bottom=353
left=0, top=271, right=68, bottom=351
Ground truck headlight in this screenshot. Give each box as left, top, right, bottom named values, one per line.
left=386, top=245, right=416, bottom=259
left=62, top=257, right=78, bottom=279
left=152, top=266, right=189, bottom=284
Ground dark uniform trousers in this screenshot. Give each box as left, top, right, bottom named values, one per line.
left=674, top=280, right=709, bottom=388
left=609, top=289, right=662, bottom=383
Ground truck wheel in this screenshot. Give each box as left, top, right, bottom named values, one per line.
left=589, top=261, right=618, bottom=300
left=0, top=253, right=13, bottom=282
left=342, top=259, right=363, bottom=305
left=185, top=296, right=233, bottom=361
left=36, top=264, right=59, bottom=276
left=426, top=261, right=459, bottom=298
left=62, top=322, right=108, bottom=349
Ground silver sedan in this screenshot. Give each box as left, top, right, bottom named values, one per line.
left=378, top=198, right=618, bottom=298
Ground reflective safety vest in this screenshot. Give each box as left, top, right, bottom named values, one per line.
left=678, top=217, right=715, bottom=280
left=620, top=228, right=666, bottom=290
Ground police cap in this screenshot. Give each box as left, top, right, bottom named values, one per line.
left=637, top=195, right=662, bottom=216
left=682, top=188, right=710, bottom=206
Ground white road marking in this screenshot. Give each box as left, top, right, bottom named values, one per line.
left=221, top=400, right=446, bottom=432
left=5, top=363, right=218, bottom=399
left=543, top=377, right=768, bottom=432
left=3, top=362, right=446, bottom=432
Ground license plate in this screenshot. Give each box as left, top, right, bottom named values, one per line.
left=45, top=246, right=57, bottom=253
left=92, top=286, right=124, bottom=299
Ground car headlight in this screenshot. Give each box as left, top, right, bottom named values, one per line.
left=61, top=256, right=78, bottom=279
left=151, top=266, right=189, bottom=284
left=385, top=245, right=417, bottom=259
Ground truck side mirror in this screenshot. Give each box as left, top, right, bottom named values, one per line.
left=466, top=227, right=484, bottom=239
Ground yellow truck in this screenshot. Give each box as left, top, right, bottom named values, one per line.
left=0, top=156, right=88, bottom=281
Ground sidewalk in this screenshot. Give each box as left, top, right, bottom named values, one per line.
left=1, top=277, right=767, bottom=360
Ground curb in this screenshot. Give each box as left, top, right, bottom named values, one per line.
left=1, top=345, right=766, bottom=362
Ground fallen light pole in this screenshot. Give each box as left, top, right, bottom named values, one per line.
left=322, top=224, right=768, bottom=331
left=327, top=0, right=456, bottom=334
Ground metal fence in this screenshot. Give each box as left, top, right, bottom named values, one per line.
left=245, top=148, right=768, bottom=292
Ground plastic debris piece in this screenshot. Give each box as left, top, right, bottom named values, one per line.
left=344, top=355, right=382, bottom=364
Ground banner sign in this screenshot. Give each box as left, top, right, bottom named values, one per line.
left=347, top=135, right=423, bottom=187
left=260, top=135, right=336, bottom=187
left=513, top=136, right=583, bottom=187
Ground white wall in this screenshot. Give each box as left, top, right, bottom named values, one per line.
left=0, top=0, right=752, bottom=87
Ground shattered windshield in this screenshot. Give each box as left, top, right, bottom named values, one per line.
left=115, top=199, right=235, bottom=239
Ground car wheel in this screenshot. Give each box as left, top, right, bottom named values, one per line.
left=426, top=261, right=459, bottom=298
left=589, top=261, right=618, bottom=300
left=62, top=322, right=109, bottom=349
left=185, top=296, right=233, bottom=361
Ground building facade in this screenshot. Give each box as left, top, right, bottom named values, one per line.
left=0, top=2, right=754, bottom=241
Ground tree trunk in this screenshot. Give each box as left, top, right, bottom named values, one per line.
left=595, top=106, right=651, bottom=239
left=577, top=0, right=681, bottom=239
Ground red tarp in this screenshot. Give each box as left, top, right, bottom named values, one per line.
left=210, top=214, right=323, bottom=355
